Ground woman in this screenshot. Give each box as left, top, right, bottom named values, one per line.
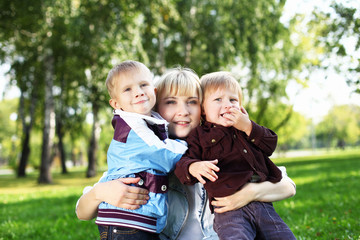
left=76, top=67, right=296, bottom=239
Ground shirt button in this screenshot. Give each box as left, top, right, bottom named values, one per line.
left=186, top=176, right=190, bottom=180
left=138, top=179, right=144, bottom=186
left=113, top=229, right=117, bottom=233
left=251, top=139, right=255, bottom=143
left=161, top=185, right=167, bottom=191
left=233, top=134, right=237, bottom=139
left=211, top=139, right=216, bottom=143
left=243, top=149, right=248, bottom=153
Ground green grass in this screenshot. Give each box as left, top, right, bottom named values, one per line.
left=0, top=149, right=359, bottom=240
left=0, top=169, right=101, bottom=240
left=273, top=149, right=360, bottom=240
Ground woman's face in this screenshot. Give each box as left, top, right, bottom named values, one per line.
left=157, top=94, right=201, bottom=139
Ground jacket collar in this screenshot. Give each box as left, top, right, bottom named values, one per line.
left=202, top=121, right=227, bottom=131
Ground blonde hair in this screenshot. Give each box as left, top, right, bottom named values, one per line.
left=154, top=67, right=202, bottom=110
left=105, top=60, right=151, bottom=99
left=200, top=71, right=243, bottom=106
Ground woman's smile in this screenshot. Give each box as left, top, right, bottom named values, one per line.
left=175, top=120, right=190, bottom=126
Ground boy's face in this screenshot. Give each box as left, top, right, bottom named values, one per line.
left=202, top=87, right=240, bottom=127
left=109, top=68, right=156, bottom=116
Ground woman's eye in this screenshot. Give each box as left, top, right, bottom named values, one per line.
left=188, top=100, right=199, bottom=105
left=165, top=100, right=176, bottom=105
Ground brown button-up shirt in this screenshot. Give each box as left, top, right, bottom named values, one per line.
left=174, top=120, right=282, bottom=208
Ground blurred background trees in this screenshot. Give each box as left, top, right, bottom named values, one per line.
left=0, top=0, right=359, bottom=183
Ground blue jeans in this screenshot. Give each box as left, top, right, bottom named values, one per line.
left=98, top=225, right=160, bottom=240
left=213, top=202, right=296, bottom=240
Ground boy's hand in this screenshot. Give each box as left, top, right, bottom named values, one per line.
left=189, top=160, right=220, bottom=184
left=224, top=106, right=252, bottom=136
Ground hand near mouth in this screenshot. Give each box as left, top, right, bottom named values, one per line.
left=225, top=106, right=252, bottom=136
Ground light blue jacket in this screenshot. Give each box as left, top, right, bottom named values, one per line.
left=96, top=110, right=187, bottom=233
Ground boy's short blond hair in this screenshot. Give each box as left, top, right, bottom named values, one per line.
left=200, top=71, right=243, bottom=106
left=106, top=60, right=151, bottom=99
left=154, top=67, right=202, bottom=109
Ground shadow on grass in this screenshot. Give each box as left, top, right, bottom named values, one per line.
left=274, top=153, right=359, bottom=181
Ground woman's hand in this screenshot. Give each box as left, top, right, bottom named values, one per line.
left=76, top=177, right=149, bottom=220
left=211, top=183, right=255, bottom=213
left=211, top=178, right=296, bottom=213
left=96, top=178, right=150, bottom=209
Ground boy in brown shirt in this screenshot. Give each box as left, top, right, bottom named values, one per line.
left=175, top=71, right=296, bottom=240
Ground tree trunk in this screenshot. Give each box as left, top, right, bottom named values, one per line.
left=87, top=104, right=100, bottom=178
left=17, top=127, right=31, bottom=177
left=59, top=131, right=67, bottom=174
left=38, top=52, right=55, bottom=184
left=57, top=64, right=67, bottom=174
left=56, top=117, right=67, bottom=174
left=17, top=90, right=37, bottom=177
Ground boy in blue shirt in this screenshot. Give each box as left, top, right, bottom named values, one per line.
left=96, top=60, right=187, bottom=239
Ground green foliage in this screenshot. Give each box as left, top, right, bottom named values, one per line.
left=0, top=99, right=19, bottom=167
left=276, top=110, right=311, bottom=151
left=310, top=1, right=360, bottom=93
left=316, top=105, right=360, bottom=148
left=97, top=108, right=114, bottom=167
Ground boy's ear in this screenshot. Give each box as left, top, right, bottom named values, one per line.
left=154, top=87, right=157, bottom=95
left=109, top=99, right=118, bottom=109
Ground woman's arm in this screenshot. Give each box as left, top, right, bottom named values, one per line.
left=211, top=167, right=295, bottom=213
left=76, top=178, right=149, bottom=220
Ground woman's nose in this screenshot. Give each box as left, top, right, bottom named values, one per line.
left=177, top=102, right=189, bottom=116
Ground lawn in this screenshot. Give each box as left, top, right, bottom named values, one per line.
left=0, top=149, right=359, bottom=240
left=0, top=169, right=100, bottom=240
left=273, top=149, right=360, bottom=240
